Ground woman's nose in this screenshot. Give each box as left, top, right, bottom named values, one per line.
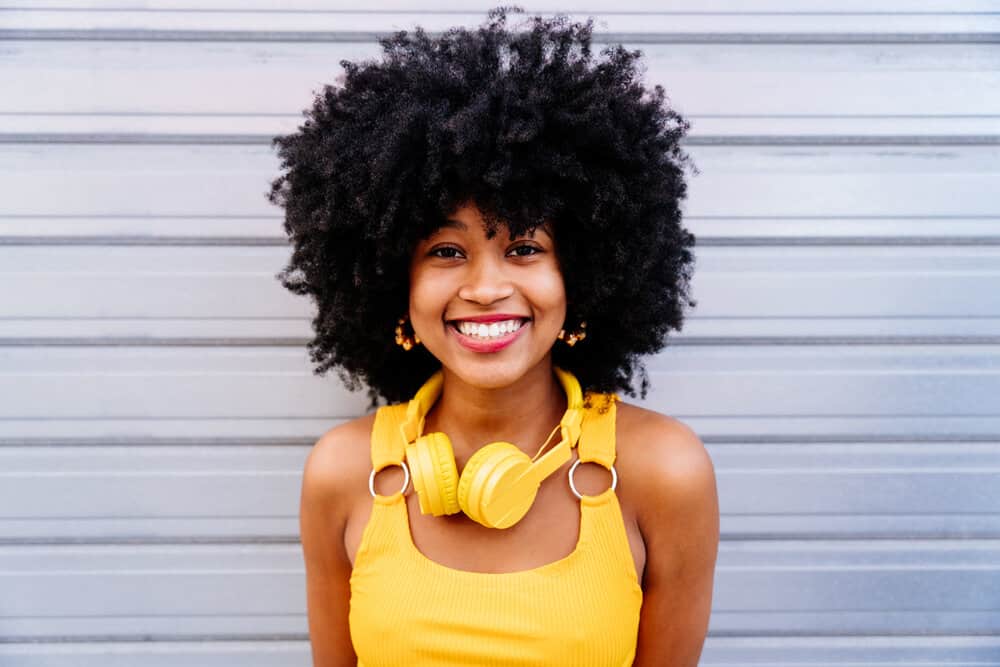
left=457, top=257, right=515, bottom=305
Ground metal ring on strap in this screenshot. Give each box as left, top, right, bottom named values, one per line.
left=368, top=461, right=410, bottom=498
left=568, top=458, right=618, bottom=500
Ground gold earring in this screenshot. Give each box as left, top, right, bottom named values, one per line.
left=557, top=320, right=587, bottom=347
left=394, top=316, right=421, bottom=351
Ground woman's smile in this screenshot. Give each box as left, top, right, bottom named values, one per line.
left=448, top=316, right=531, bottom=353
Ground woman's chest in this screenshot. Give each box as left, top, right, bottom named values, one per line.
left=344, top=455, right=646, bottom=580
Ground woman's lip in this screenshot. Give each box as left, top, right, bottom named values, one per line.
left=448, top=320, right=529, bottom=353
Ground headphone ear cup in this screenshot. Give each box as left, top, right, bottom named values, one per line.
left=406, top=432, right=460, bottom=516
left=458, top=442, right=535, bottom=529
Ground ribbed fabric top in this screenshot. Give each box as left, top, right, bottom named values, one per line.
left=349, top=392, right=643, bottom=666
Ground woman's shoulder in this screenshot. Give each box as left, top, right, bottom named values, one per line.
left=615, top=401, right=704, bottom=458
left=302, top=411, right=379, bottom=507
left=614, top=401, right=717, bottom=521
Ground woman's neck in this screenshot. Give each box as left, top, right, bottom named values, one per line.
left=424, top=362, right=568, bottom=462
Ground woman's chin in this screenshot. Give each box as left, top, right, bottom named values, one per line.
left=439, top=354, right=558, bottom=394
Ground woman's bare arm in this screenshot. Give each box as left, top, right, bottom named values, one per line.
left=299, top=425, right=365, bottom=666
left=631, top=417, right=720, bottom=667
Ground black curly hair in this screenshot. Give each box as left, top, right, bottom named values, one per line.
left=268, top=5, right=697, bottom=408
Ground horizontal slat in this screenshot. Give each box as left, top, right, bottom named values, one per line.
left=1, top=245, right=999, bottom=328
left=3, top=8, right=999, bottom=37
left=7, top=34, right=997, bottom=47
left=0, top=642, right=309, bottom=667
left=1, top=540, right=998, bottom=637
left=0, top=345, right=998, bottom=441
left=5, top=115, right=1000, bottom=143
left=0, top=216, right=284, bottom=242
left=702, top=636, right=1000, bottom=664
left=0, top=317, right=313, bottom=343
left=4, top=314, right=1000, bottom=344
left=3, top=442, right=1000, bottom=541
left=0, top=544, right=306, bottom=639
left=0, top=347, right=367, bottom=419
left=2, top=145, right=996, bottom=218
left=2, top=636, right=1000, bottom=667
left=1, top=345, right=998, bottom=414
left=3, top=43, right=998, bottom=121
left=684, top=217, right=1000, bottom=243
left=4, top=243, right=1000, bottom=282
left=7, top=0, right=1000, bottom=12
left=0, top=418, right=342, bottom=441
left=3, top=40, right=997, bottom=142
left=2, top=216, right=1000, bottom=246
left=0, top=446, right=308, bottom=532
left=0, top=636, right=997, bottom=667
left=0, top=517, right=300, bottom=543
left=4, top=415, right=1000, bottom=442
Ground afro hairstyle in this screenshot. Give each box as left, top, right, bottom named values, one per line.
left=268, top=5, right=697, bottom=408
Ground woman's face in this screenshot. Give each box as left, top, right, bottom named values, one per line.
left=408, top=202, right=567, bottom=390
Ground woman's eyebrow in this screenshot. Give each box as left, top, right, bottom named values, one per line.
left=435, top=218, right=551, bottom=238
left=517, top=224, right=552, bottom=239
left=420, top=218, right=466, bottom=241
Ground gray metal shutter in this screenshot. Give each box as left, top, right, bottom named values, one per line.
left=1, top=2, right=997, bottom=665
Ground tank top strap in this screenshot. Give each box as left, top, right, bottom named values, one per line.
left=370, top=403, right=409, bottom=472
left=576, top=392, right=619, bottom=469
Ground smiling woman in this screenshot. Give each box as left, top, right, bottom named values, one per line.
left=269, top=6, right=716, bottom=667
left=267, top=7, right=696, bottom=408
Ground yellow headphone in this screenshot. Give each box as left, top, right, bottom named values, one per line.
left=399, top=367, right=584, bottom=529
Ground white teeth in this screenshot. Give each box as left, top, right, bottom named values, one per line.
left=455, top=319, right=525, bottom=339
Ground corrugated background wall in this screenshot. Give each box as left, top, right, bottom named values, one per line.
left=2, top=1, right=999, bottom=665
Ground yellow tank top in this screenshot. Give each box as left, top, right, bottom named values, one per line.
left=349, top=392, right=643, bottom=666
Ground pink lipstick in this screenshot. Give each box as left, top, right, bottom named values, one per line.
left=448, top=318, right=529, bottom=353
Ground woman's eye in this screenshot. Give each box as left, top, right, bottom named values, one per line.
left=429, top=246, right=462, bottom=259
left=509, top=244, right=542, bottom=257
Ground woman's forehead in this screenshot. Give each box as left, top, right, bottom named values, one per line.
left=431, top=215, right=554, bottom=241
left=440, top=200, right=553, bottom=234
